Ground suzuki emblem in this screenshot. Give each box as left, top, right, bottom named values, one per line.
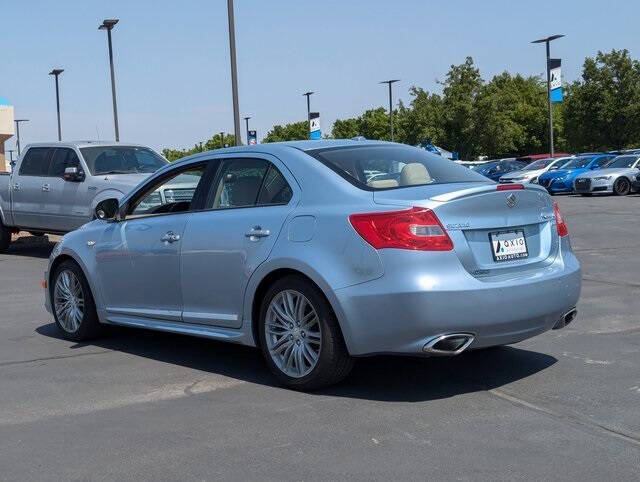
left=506, top=193, right=517, bottom=208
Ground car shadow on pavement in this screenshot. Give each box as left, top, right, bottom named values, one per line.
left=36, top=322, right=556, bottom=402
left=5, top=236, right=56, bottom=259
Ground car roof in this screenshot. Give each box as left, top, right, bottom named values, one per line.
left=22, top=140, right=151, bottom=150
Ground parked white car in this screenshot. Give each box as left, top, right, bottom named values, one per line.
left=499, top=157, right=573, bottom=184
left=573, top=154, right=640, bottom=196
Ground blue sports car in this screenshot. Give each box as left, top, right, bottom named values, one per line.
left=537, top=154, right=615, bottom=194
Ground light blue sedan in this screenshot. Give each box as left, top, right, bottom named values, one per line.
left=45, top=140, right=581, bottom=389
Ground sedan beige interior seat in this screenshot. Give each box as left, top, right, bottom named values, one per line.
left=400, top=163, right=432, bottom=186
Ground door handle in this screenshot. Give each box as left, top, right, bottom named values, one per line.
left=42, top=183, right=50, bottom=192
left=245, top=226, right=270, bottom=240
left=160, top=231, right=181, bottom=243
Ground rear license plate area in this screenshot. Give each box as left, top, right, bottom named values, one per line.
left=489, top=229, right=528, bottom=262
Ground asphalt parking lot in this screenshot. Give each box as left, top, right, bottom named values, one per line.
left=0, top=194, right=639, bottom=481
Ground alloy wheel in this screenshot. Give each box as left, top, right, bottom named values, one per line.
left=265, top=290, right=322, bottom=378
left=54, top=269, right=85, bottom=333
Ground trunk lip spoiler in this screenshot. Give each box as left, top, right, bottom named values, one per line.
left=430, top=183, right=547, bottom=202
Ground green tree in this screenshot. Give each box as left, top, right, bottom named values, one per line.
left=396, top=86, right=444, bottom=146
left=563, top=49, right=640, bottom=151
left=473, top=72, right=549, bottom=158
left=331, top=117, right=360, bottom=138
left=162, top=133, right=236, bottom=161
left=440, top=57, right=484, bottom=159
left=263, top=121, right=308, bottom=143
left=331, top=107, right=394, bottom=140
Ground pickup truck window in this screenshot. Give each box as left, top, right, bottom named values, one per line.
left=19, top=147, right=54, bottom=176
left=49, top=148, right=81, bottom=177
left=80, top=146, right=167, bottom=176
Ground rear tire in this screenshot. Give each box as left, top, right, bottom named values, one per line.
left=51, top=260, right=102, bottom=341
left=258, top=275, right=354, bottom=390
left=0, top=221, right=10, bottom=253
left=613, top=178, right=630, bottom=196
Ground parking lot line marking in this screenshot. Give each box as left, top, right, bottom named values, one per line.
left=489, top=388, right=640, bottom=448
left=582, top=277, right=640, bottom=289
left=0, top=350, right=112, bottom=368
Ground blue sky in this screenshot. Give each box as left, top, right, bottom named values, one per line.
left=2, top=0, right=639, bottom=153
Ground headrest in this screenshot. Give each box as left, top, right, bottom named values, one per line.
left=367, top=179, right=399, bottom=188
left=400, top=163, right=431, bottom=186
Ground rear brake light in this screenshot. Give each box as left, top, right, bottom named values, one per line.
left=349, top=207, right=453, bottom=251
left=496, top=184, right=524, bottom=191
left=554, top=202, right=568, bottom=237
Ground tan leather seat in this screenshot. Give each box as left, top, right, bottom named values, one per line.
left=367, top=179, right=399, bottom=188
left=400, top=163, right=431, bottom=186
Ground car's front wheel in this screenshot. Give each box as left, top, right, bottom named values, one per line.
left=52, top=260, right=102, bottom=341
left=258, top=275, right=353, bottom=390
left=613, top=177, right=630, bottom=196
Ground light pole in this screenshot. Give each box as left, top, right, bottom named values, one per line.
left=380, top=79, right=400, bottom=142
left=220, top=131, right=225, bottom=148
left=532, top=34, right=564, bottom=157
left=99, top=19, right=120, bottom=141
left=243, top=116, right=251, bottom=144
left=302, top=92, right=314, bottom=139
left=14, top=119, right=29, bottom=156
left=227, top=0, right=241, bottom=146
left=49, top=69, right=64, bottom=141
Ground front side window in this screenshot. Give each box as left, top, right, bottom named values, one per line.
left=80, top=146, right=168, bottom=175
left=596, top=156, right=614, bottom=167
left=308, top=145, right=487, bottom=190
left=129, top=164, right=207, bottom=217
left=49, top=148, right=81, bottom=177
left=19, top=147, right=53, bottom=176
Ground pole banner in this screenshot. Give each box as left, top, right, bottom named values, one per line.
left=549, top=58, right=563, bottom=102
left=309, top=112, right=321, bottom=140
left=248, top=130, right=257, bottom=145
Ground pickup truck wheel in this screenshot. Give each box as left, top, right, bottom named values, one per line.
left=0, top=222, right=10, bottom=253
left=52, top=260, right=102, bottom=341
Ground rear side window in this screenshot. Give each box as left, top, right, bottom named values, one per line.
left=49, top=148, right=81, bottom=177
left=257, top=166, right=293, bottom=205
left=19, top=147, right=53, bottom=176
left=307, top=145, right=487, bottom=190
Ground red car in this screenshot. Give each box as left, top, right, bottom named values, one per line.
left=516, top=153, right=570, bottom=164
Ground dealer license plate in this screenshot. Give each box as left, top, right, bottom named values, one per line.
left=489, top=229, right=529, bottom=262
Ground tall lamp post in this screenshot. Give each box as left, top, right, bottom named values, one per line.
left=99, top=19, right=120, bottom=142
left=227, top=0, right=241, bottom=146
left=243, top=116, right=251, bottom=144
left=14, top=119, right=29, bottom=156
left=302, top=91, right=314, bottom=139
left=532, top=34, right=564, bottom=157
left=49, top=69, right=64, bottom=141
left=379, top=80, right=400, bottom=141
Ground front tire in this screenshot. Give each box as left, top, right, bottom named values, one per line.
left=613, top=178, right=630, bottom=196
left=580, top=193, right=592, bottom=197
left=258, top=275, right=353, bottom=390
left=52, top=260, right=101, bottom=341
left=0, top=221, right=10, bottom=253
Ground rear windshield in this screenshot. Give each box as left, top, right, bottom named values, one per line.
left=80, top=146, right=168, bottom=175
left=307, top=145, right=488, bottom=190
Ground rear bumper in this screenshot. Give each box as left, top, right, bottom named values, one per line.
left=334, top=239, right=581, bottom=356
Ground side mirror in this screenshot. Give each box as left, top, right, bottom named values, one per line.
left=64, top=166, right=85, bottom=182
left=95, top=198, right=119, bottom=221
left=549, top=165, right=558, bottom=170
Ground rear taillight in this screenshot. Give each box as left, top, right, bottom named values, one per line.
left=496, top=184, right=524, bottom=191
left=349, top=207, right=453, bottom=251
left=554, top=202, right=568, bottom=237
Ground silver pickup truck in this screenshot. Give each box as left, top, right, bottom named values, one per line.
left=0, top=141, right=168, bottom=252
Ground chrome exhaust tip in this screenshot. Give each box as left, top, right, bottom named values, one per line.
left=553, top=307, right=577, bottom=330
left=423, top=333, right=475, bottom=355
